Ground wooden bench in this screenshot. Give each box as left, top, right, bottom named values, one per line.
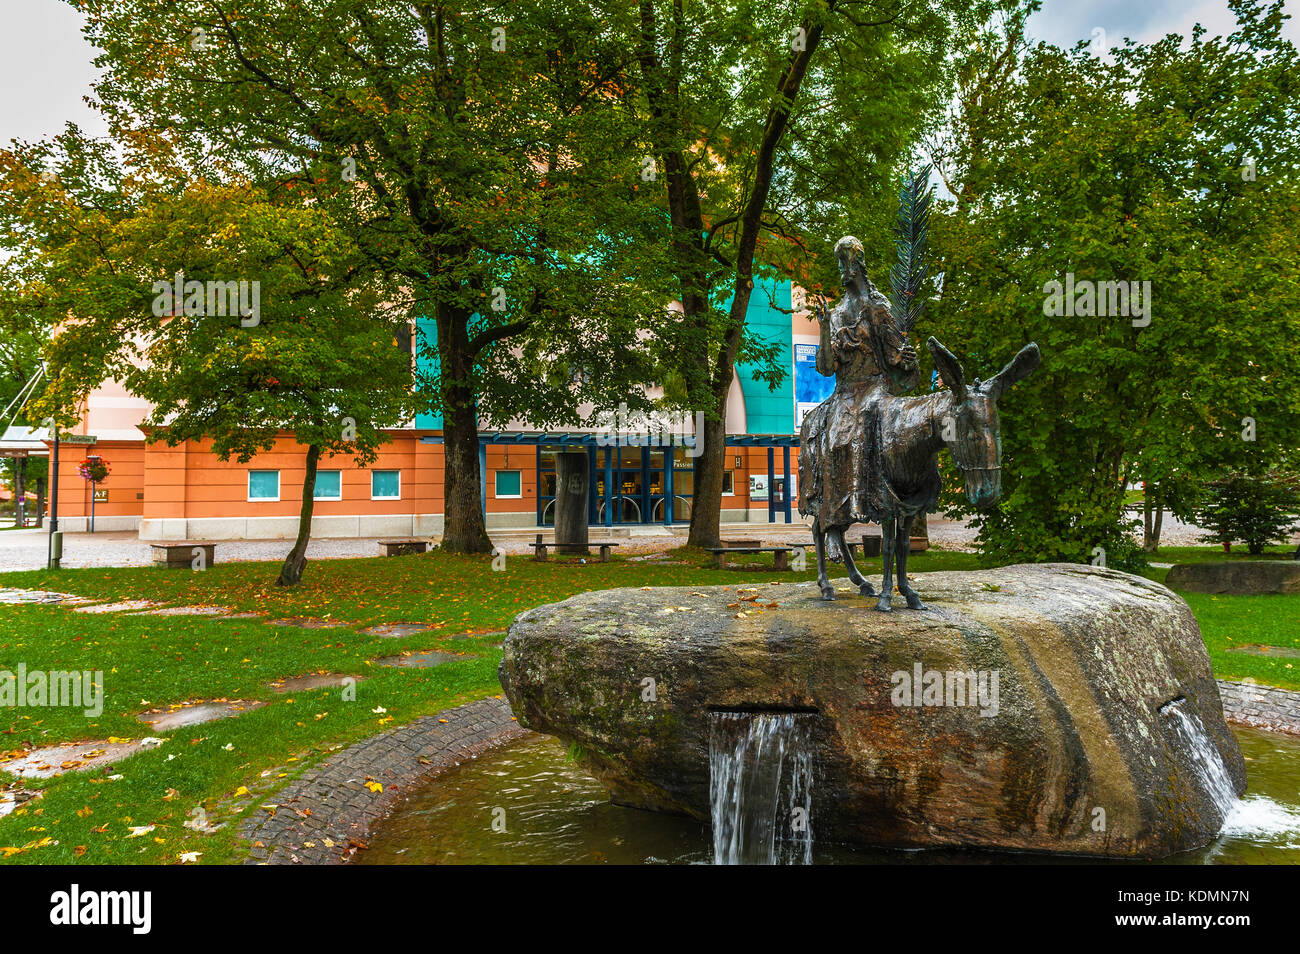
left=704, top=545, right=802, bottom=570
left=532, top=534, right=620, bottom=563
left=151, top=542, right=216, bottom=569
left=378, top=539, right=428, bottom=557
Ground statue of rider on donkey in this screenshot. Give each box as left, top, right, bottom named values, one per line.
left=799, top=236, right=1041, bottom=611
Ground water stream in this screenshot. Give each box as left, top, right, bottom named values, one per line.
left=1162, top=699, right=1240, bottom=819
left=708, top=711, right=814, bottom=865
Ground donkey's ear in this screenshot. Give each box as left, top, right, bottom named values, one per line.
left=927, top=336, right=966, bottom=403
left=987, top=342, right=1041, bottom=401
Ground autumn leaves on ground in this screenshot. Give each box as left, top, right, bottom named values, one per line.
left=1, top=546, right=1297, bottom=864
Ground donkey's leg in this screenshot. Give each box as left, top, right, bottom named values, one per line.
left=897, top=515, right=926, bottom=610
left=835, top=527, right=875, bottom=597
left=876, top=514, right=895, bottom=612
left=814, top=524, right=835, bottom=601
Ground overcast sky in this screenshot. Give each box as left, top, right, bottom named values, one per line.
left=2, top=0, right=1299, bottom=146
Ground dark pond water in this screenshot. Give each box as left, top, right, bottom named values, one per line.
left=355, top=727, right=1300, bottom=865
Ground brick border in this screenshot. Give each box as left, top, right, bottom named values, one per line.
left=1218, top=679, right=1300, bottom=736
left=241, top=695, right=527, bottom=864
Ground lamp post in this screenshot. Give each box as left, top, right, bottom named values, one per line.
left=47, top=422, right=60, bottom=571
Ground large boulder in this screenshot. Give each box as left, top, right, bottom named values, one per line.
left=500, top=563, right=1246, bottom=858
left=1167, top=560, right=1300, bottom=595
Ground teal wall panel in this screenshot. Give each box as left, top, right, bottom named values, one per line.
left=732, top=277, right=794, bottom=435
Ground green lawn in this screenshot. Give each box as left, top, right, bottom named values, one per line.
left=0, top=545, right=1295, bottom=865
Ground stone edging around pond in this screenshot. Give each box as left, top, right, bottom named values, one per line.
left=240, top=679, right=1300, bottom=865
left=1218, top=679, right=1300, bottom=736
left=241, top=695, right=527, bottom=865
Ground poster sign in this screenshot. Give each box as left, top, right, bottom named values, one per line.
left=749, top=474, right=768, bottom=501
left=794, top=343, right=834, bottom=427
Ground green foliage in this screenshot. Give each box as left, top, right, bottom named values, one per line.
left=927, top=0, right=1300, bottom=563
left=19, top=0, right=682, bottom=552
left=1196, top=471, right=1300, bottom=555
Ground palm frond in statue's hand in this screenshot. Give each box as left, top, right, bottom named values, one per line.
left=890, top=164, right=934, bottom=336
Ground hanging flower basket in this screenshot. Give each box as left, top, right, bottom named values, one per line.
left=78, top=456, right=110, bottom=483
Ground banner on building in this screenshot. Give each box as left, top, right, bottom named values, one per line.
left=794, top=343, right=834, bottom=427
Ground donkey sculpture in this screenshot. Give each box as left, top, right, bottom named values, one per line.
left=809, top=336, right=1041, bottom=611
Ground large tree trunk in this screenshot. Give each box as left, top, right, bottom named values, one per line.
left=687, top=411, right=728, bottom=548
left=439, top=307, right=493, bottom=554
left=687, top=19, right=826, bottom=547
left=277, top=443, right=321, bottom=587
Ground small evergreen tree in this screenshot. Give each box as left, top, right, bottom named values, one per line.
left=1197, top=471, right=1300, bottom=555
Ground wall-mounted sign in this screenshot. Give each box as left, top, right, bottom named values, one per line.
left=794, top=343, right=834, bottom=428
left=93, top=489, right=108, bottom=502
left=749, top=474, right=768, bottom=501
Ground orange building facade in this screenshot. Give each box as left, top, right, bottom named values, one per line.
left=51, top=279, right=820, bottom=541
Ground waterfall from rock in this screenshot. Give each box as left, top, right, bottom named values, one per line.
left=709, top=711, right=814, bottom=865
left=1163, top=699, right=1239, bottom=820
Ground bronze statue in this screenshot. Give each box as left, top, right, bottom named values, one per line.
left=799, top=236, right=1040, bottom=611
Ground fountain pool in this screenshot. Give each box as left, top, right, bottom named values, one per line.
left=355, top=726, right=1300, bottom=865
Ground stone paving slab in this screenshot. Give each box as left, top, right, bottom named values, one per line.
left=0, top=739, right=162, bottom=779
left=268, top=617, right=346, bottom=629
left=0, top=588, right=96, bottom=605
left=138, top=700, right=266, bottom=730
left=1227, top=643, right=1300, bottom=659
left=373, top=649, right=463, bottom=669
left=73, top=600, right=162, bottom=614
left=270, top=673, right=364, bottom=693
left=359, top=623, right=432, bottom=638
left=131, top=605, right=230, bottom=617
left=241, top=696, right=527, bottom=865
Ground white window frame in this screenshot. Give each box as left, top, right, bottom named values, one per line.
left=247, top=470, right=280, bottom=502
left=313, top=469, right=342, bottom=501
left=371, top=469, right=402, bottom=501
left=495, top=469, right=523, bottom=499
left=721, top=470, right=735, bottom=496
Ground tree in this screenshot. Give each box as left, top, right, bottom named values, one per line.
left=926, top=0, right=1300, bottom=565
left=632, top=0, right=978, bottom=547
left=73, top=0, right=673, bottom=553
left=1197, top=470, right=1300, bottom=555
left=0, top=129, right=417, bottom=585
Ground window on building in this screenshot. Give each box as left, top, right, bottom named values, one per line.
left=313, top=470, right=342, bottom=500
left=495, top=470, right=522, bottom=498
left=248, top=470, right=280, bottom=501
left=721, top=471, right=734, bottom=495
left=371, top=470, right=401, bottom=500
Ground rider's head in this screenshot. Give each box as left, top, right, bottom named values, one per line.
left=834, top=236, right=866, bottom=290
